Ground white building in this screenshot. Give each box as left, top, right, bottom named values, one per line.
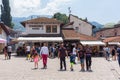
left=65, top=14, right=93, bottom=36
left=20, top=17, right=63, bottom=42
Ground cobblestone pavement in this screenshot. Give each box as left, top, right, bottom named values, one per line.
left=0, top=54, right=120, bottom=80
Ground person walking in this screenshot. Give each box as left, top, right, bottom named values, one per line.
left=3, top=46, right=8, bottom=60
left=40, top=43, right=49, bottom=69
left=104, top=45, right=110, bottom=61
left=72, top=44, right=77, bottom=64
left=50, top=45, right=55, bottom=58
left=78, top=45, right=85, bottom=72
left=26, top=45, right=31, bottom=60
left=111, top=47, right=116, bottom=61
left=117, top=46, right=120, bottom=67
left=33, top=51, right=39, bottom=69
left=85, top=45, right=92, bottom=71
left=58, top=43, right=68, bottom=71
left=7, top=45, right=12, bottom=59
left=30, top=45, right=35, bottom=62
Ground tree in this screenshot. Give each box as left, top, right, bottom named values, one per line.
left=53, top=12, right=68, bottom=24
left=1, top=0, right=12, bottom=28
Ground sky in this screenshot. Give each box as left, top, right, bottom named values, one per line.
left=0, top=0, right=120, bottom=24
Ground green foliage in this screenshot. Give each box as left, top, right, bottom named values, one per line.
left=1, top=0, right=12, bottom=28
left=53, top=12, right=68, bottom=24
left=11, top=22, right=14, bottom=28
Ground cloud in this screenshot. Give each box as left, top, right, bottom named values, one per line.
left=40, top=0, right=71, bottom=15
left=10, top=0, right=41, bottom=17
left=9, top=0, right=71, bottom=17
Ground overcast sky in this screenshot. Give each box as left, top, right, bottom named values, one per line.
left=0, top=0, right=120, bottom=24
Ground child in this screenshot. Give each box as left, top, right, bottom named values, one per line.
left=70, top=53, right=74, bottom=71
left=33, top=52, right=39, bottom=69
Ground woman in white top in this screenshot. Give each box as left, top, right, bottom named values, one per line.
left=40, top=43, right=49, bottom=69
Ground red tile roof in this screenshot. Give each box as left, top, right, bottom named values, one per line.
left=103, top=36, right=120, bottom=42
left=21, top=17, right=62, bottom=27
left=62, top=29, right=97, bottom=41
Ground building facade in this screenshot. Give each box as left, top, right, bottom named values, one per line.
left=21, top=17, right=62, bottom=37
left=96, top=24, right=120, bottom=39
left=68, top=14, right=93, bottom=36
left=20, top=17, right=63, bottom=43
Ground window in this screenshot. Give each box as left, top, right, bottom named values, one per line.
left=46, top=25, right=51, bottom=33
left=46, top=25, right=57, bottom=33
left=52, top=25, right=57, bottom=33
left=75, top=27, right=79, bottom=32
left=100, top=35, right=102, bottom=37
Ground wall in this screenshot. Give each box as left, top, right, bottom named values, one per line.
left=69, top=15, right=92, bottom=36
left=96, top=27, right=120, bottom=39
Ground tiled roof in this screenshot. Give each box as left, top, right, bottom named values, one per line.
left=63, top=22, right=74, bottom=27
left=103, top=36, right=120, bottom=42
left=62, top=29, right=97, bottom=41
left=21, top=17, right=62, bottom=27
left=69, top=14, right=93, bottom=26
left=0, top=22, right=10, bottom=35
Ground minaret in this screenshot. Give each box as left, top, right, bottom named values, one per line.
left=68, top=7, right=71, bottom=22
left=68, top=7, right=71, bottom=15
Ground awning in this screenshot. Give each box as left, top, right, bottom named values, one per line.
left=80, top=41, right=105, bottom=45
left=0, top=38, right=6, bottom=43
left=17, top=37, right=63, bottom=42
left=108, top=42, right=120, bottom=45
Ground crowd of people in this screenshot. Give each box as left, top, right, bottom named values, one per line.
left=15, top=42, right=93, bottom=71
left=103, top=45, right=120, bottom=66
left=3, top=42, right=120, bottom=71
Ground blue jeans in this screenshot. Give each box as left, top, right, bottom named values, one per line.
left=73, top=54, right=76, bottom=63
left=105, top=52, right=110, bottom=60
